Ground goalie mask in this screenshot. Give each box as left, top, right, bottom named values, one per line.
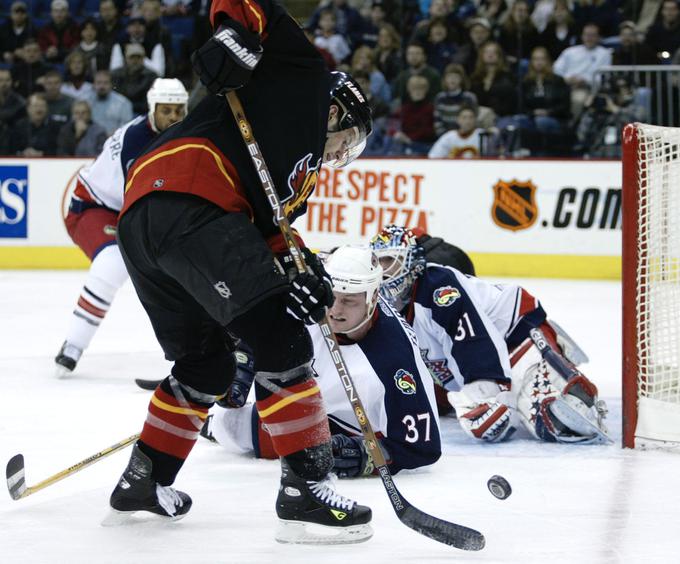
left=324, top=245, right=383, bottom=334
left=147, top=78, right=189, bottom=133
left=369, top=225, right=426, bottom=311
left=324, top=71, right=373, bottom=168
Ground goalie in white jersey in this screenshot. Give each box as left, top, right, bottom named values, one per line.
left=204, top=246, right=442, bottom=477
left=55, top=79, right=188, bottom=376
left=370, top=225, right=611, bottom=446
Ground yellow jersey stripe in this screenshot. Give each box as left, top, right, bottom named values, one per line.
left=244, top=0, right=264, bottom=35
left=125, top=143, right=235, bottom=192
left=150, top=394, right=209, bottom=419
left=258, top=386, right=321, bottom=418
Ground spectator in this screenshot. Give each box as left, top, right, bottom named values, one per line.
left=10, top=93, right=61, bottom=156
left=411, top=0, right=463, bottom=45
left=644, top=0, right=680, bottom=58
left=531, top=0, right=558, bottom=33
left=452, top=17, right=492, bottom=75
left=37, top=0, right=81, bottom=64
left=140, top=0, right=173, bottom=75
left=75, top=18, right=109, bottom=75
left=517, top=46, right=571, bottom=155
left=351, top=45, right=391, bottom=103
left=314, top=9, right=351, bottom=65
left=354, top=0, right=388, bottom=48
left=307, top=0, right=363, bottom=47
left=111, top=43, right=157, bottom=113
left=498, top=0, right=540, bottom=67
left=57, top=100, right=107, bottom=156
left=538, top=0, right=579, bottom=61
left=433, top=63, right=478, bottom=136
left=575, top=75, right=646, bottom=156
left=422, top=17, right=459, bottom=74
left=553, top=23, right=612, bottom=116
left=353, top=70, right=390, bottom=155
left=389, top=74, right=437, bottom=156
left=97, top=0, right=125, bottom=62
left=613, top=21, right=658, bottom=64
left=374, top=23, right=402, bottom=83
left=302, top=26, right=335, bottom=70
left=62, top=51, right=94, bottom=101
left=87, top=69, right=133, bottom=134
left=42, top=70, right=74, bottom=123
left=622, top=0, right=665, bottom=34
left=477, top=0, right=509, bottom=30
left=0, top=68, right=26, bottom=127
left=428, top=106, right=486, bottom=158
left=11, top=39, right=52, bottom=98
left=572, top=0, right=622, bottom=39
left=470, top=41, right=517, bottom=120
left=110, top=17, right=165, bottom=76
left=0, top=1, right=36, bottom=65
left=391, top=42, right=441, bottom=105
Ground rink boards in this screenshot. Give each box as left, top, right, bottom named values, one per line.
left=0, top=157, right=621, bottom=278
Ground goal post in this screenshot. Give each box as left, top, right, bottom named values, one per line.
left=622, top=122, right=680, bottom=449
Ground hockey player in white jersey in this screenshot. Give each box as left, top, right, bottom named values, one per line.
left=204, top=246, right=442, bottom=477
left=370, top=225, right=611, bottom=446
left=55, top=79, right=188, bottom=376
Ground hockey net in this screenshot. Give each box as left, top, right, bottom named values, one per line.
left=623, top=123, right=680, bottom=449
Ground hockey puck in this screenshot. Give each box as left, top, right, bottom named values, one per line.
left=487, top=475, right=512, bottom=500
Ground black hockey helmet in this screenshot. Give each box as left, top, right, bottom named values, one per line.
left=325, top=71, right=373, bottom=167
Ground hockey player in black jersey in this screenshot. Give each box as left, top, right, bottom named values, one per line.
left=104, top=0, right=374, bottom=544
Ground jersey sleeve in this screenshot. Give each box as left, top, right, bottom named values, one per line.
left=210, top=0, right=273, bottom=36
left=417, top=266, right=512, bottom=387
left=360, top=304, right=441, bottom=474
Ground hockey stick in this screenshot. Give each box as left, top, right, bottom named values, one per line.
left=6, top=433, right=139, bottom=500
left=225, top=91, right=485, bottom=551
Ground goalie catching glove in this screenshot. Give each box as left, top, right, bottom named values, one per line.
left=192, top=19, right=263, bottom=95
left=276, top=248, right=334, bottom=325
left=448, top=380, right=517, bottom=443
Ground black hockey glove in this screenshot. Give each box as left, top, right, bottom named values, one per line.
left=331, top=434, right=374, bottom=478
left=191, top=19, right=263, bottom=95
left=217, top=346, right=255, bottom=408
left=276, top=248, right=334, bottom=325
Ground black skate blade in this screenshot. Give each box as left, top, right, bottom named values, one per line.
left=6, top=454, right=26, bottom=500
left=134, top=378, right=163, bottom=391
left=400, top=505, right=485, bottom=551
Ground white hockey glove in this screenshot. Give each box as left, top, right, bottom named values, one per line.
left=448, top=380, right=517, bottom=443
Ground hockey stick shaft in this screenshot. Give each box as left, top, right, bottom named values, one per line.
left=226, top=91, right=484, bottom=551
left=6, top=433, right=139, bottom=500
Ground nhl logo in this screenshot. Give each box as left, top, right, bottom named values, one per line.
left=153, top=178, right=165, bottom=189
left=214, top=281, right=232, bottom=299
left=491, top=179, right=538, bottom=231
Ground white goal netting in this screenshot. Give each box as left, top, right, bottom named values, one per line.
left=634, top=123, right=680, bottom=446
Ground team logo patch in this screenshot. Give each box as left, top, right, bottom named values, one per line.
left=394, top=369, right=417, bottom=395
left=283, top=153, right=322, bottom=217
left=213, top=281, right=231, bottom=299
left=491, top=179, right=538, bottom=231
left=420, top=349, right=455, bottom=386
left=433, top=286, right=460, bottom=307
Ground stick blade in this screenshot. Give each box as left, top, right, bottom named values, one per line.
left=6, top=454, right=26, bottom=500
left=134, top=378, right=162, bottom=391
left=400, top=505, right=485, bottom=551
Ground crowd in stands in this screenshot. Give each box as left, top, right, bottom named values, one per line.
left=0, top=0, right=676, bottom=158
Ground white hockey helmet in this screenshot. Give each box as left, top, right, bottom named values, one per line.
left=147, top=78, right=188, bottom=132
left=324, top=245, right=383, bottom=318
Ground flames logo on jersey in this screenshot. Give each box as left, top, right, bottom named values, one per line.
left=283, top=153, right=322, bottom=217
left=394, top=369, right=417, bottom=395
left=433, top=286, right=461, bottom=307
left=492, top=179, right=538, bottom=232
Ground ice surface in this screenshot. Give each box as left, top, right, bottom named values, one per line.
left=1, top=272, right=678, bottom=564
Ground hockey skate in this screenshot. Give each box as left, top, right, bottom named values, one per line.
left=275, top=460, right=373, bottom=545
left=101, top=445, right=192, bottom=526
left=54, top=341, right=82, bottom=378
